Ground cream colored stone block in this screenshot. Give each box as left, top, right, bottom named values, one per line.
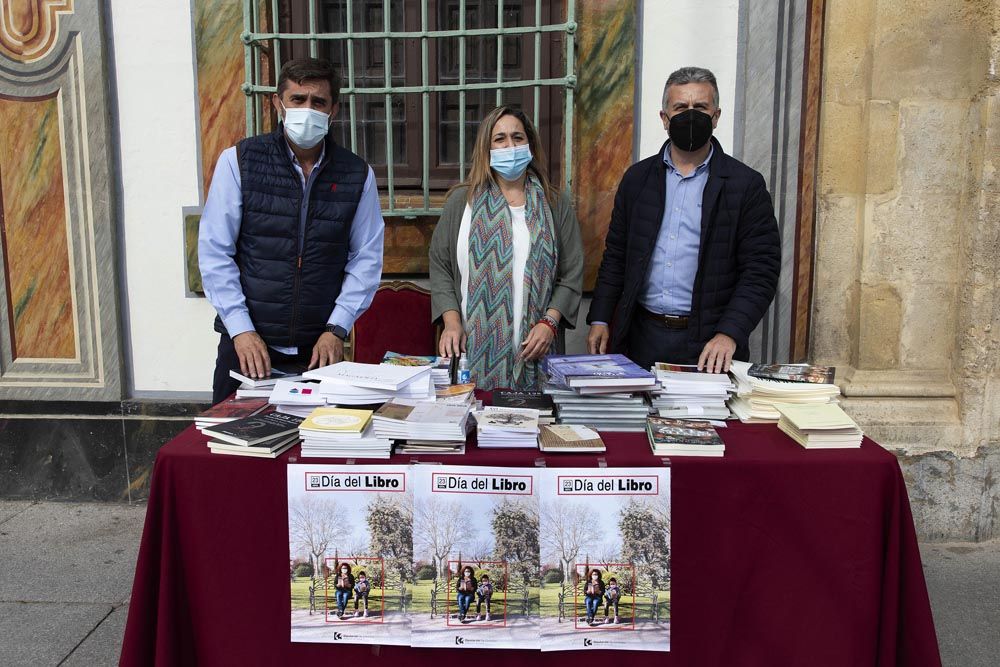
left=870, top=0, right=989, bottom=102
left=811, top=195, right=863, bottom=364
left=840, top=395, right=962, bottom=455
left=822, top=0, right=875, bottom=106
left=861, top=194, right=962, bottom=283
left=864, top=100, right=899, bottom=194
left=818, top=102, right=866, bottom=195
left=858, top=282, right=902, bottom=369
left=899, top=282, right=958, bottom=370
left=897, top=101, right=970, bottom=196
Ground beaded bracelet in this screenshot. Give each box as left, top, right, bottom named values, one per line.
left=537, top=316, right=558, bottom=337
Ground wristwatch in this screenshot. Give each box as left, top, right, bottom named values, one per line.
left=324, top=324, right=349, bottom=340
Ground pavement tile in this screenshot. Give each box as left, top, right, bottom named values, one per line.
left=0, top=602, right=112, bottom=665
left=62, top=604, right=129, bottom=667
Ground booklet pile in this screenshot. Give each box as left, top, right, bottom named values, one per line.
left=476, top=406, right=540, bottom=448
left=727, top=360, right=841, bottom=423
left=775, top=403, right=863, bottom=449
left=649, top=363, right=733, bottom=420
left=202, top=409, right=303, bottom=458
left=298, top=407, right=391, bottom=458
left=543, top=354, right=655, bottom=432
left=646, top=416, right=726, bottom=457
left=303, top=361, right=434, bottom=405
left=372, top=399, right=473, bottom=455
left=381, top=351, right=451, bottom=387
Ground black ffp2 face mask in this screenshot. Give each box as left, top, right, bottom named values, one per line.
left=668, top=109, right=714, bottom=152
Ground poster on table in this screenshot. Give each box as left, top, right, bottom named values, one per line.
left=410, top=465, right=540, bottom=650
left=538, top=467, right=671, bottom=652
left=287, top=464, right=413, bottom=646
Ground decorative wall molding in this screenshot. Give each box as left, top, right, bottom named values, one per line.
left=0, top=0, right=74, bottom=63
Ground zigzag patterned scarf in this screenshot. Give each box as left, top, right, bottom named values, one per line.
left=465, top=176, right=557, bottom=390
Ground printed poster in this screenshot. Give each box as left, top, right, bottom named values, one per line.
left=287, top=464, right=413, bottom=645
left=410, top=465, right=540, bottom=650
left=538, top=467, right=671, bottom=652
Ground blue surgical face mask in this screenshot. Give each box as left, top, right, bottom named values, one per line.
left=490, top=144, right=533, bottom=180
left=280, top=100, right=330, bottom=149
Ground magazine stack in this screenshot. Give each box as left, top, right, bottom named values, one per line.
left=298, top=407, right=392, bottom=458
left=304, top=361, right=435, bottom=405
left=202, top=410, right=303, bottom=458
left=776, top=403, right=863, bottom=449
left=381, top=351, right=452, bottom=387
left=371, top=399, right=473, bottom=455
left=649, top=363, right=734, bottom=420
left=727, top=361, right=841, bottom=423
left=646, top=416, right=726, bottom=457
left=542, top=354, right=655, bottom=432
left=476, top=406, right=540, bottom=448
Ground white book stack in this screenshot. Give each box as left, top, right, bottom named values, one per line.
left=304, top=361, right=435, bottom=405
left=544, top=385, right=650, bottom=432
left=372, top=400, right=472, bottom=442
left=268, top=380, right=328, bottom=418
left=649, top=363, right=733, bottom=420
left=476, top=406, right=540, bottom=448
left=298, top=407, right=392, bottom=459
left=727, top=360, right=842, bottom=423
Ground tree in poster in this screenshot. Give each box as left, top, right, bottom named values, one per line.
left=413, top=495, right=465, bottom=580
left=540, top=500, right=588, bottom=598
left=492, top=498, right=539, bottom=591
left=366, top=494, right=413, bottom=585
left=289, top=495, right=351, bottom=586
left=618, top=498, right=670, bottom=590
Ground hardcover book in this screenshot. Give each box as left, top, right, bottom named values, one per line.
left=202, top=410, right=304, bottom=446
left=195, top=396, right=269, bottom=425
left=537, top=425, right=606, bottom=453
left=544, top=354, right=656, bottom=388
left=646, top=417, right=725, bottom=456
left=493, top=390, right=555, bottom=413
left=747, top=363, right=836, bottom=384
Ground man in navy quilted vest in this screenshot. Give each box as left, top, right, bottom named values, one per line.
left=199, top=58, right=385, bottom=403
left=586, top=66, right=780, bottom=374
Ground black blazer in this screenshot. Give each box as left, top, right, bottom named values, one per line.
left=587, top=138, right=781, bottom=361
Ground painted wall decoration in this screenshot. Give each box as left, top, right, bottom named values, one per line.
left=0, top=0, right=123, bottom=400
left=0, top=92, right=75, bottom=359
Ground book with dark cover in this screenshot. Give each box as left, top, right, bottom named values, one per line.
left=493, top=389, right=555, bottom=413
left=646, top=416, right=725, bottom=448
left=748, top=363, right=836, bottom=384
left=202, top=410, right=304, bottom=446
left=196, top=396, right=269, bottom=423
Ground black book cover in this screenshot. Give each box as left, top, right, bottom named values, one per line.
left=203, top=410, right=304, bottom=445
left=493, top=389, right=555, bottom=413
left=748, top=363, right=836, bottom=384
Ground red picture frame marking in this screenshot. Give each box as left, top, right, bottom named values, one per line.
left=572, top=562, right=639, bottom=631
left=323, top=556, right=387, bottom=624
left=445, top=559, right=509, bottom=628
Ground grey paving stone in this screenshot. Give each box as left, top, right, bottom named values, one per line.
left=0, top=601, right=112, bottom=666
left=62, top=604, right=129, bottom=667
left=0, top=501, right=34, bottom=525
left=0, top=502, right=145, bottom=604
left=921, top=539, right=1000, bottom=667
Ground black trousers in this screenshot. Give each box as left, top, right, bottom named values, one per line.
left=212, top=333, right=314, bottom=405
left=625, top=309, right=697, bottom=371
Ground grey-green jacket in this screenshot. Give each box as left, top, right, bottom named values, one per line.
left=428, top=186, right=584, bottom=329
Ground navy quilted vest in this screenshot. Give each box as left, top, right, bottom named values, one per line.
left=215, top=128, right=368, bottom=347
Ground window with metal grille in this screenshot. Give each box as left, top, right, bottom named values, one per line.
left=241, top=0, right=577, bottom=217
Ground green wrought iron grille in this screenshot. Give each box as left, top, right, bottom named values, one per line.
left=241, top=0, right=577, bottom=217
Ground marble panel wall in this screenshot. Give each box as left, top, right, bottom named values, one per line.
left=0, top=0, right=122, bottom=400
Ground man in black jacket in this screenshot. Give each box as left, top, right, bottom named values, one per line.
left=587, top=66, right=780, bottom=373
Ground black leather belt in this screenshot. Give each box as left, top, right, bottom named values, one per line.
left=638, top=306, right=689, bottom=329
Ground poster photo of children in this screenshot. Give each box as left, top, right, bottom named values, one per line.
left=410, top=465, right=540, bottom=650
left=539, top=468, right=671, bottom=652
left=287, top=465, right=413, bottom=646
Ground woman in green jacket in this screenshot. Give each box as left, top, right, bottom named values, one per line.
left=429, top=106, right=583, bottom=390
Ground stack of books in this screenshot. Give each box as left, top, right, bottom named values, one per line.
left=542, top=354, right=656, bottom=432
left=649, top=363, right=733, bottom=420
left=268, top=379, right=327, bottom=417
left=381, top=351, right=451, bottom=387
left=727, top=360, right=841, bottom=423
left=304, top=361, right=434, bottom=405
left=202, top=410, right=303, bottom=458
left=229, top=365, right=306, bottom=398
left=435, top=383, right=477, bottom=406
left=538, top=424, right=606, bottom=453
left=476, top=406, right=540, bottom=448
left=298, top=407, right=391, bottom=458
left=646, top=416, right=726, bottom=457
left=194, top=396, right=268, bottom=431
left=776, top=403, right=863, bottom=449
left=372, top=399, right=473, bottom=455
left=493, top=389, right=555, bottom=425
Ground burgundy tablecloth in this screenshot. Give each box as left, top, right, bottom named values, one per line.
left=120, top=423, right=940, bottom=666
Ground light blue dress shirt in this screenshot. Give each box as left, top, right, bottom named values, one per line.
left=198, top=141, right=385, bottom=354
left=638, top=143, right=713, bottom=316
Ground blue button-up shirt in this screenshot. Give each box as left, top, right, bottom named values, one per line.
left=638, top=142, right=713, bottom=316
left=198, top=141, right=385, bottom=354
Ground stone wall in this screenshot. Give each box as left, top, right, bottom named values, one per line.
left=814, top=0, right=1000, bottom=539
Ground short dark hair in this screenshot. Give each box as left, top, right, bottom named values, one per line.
left=662, top=66, right=720, bottom=109
left=277, top=58, right=341, bottom=104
